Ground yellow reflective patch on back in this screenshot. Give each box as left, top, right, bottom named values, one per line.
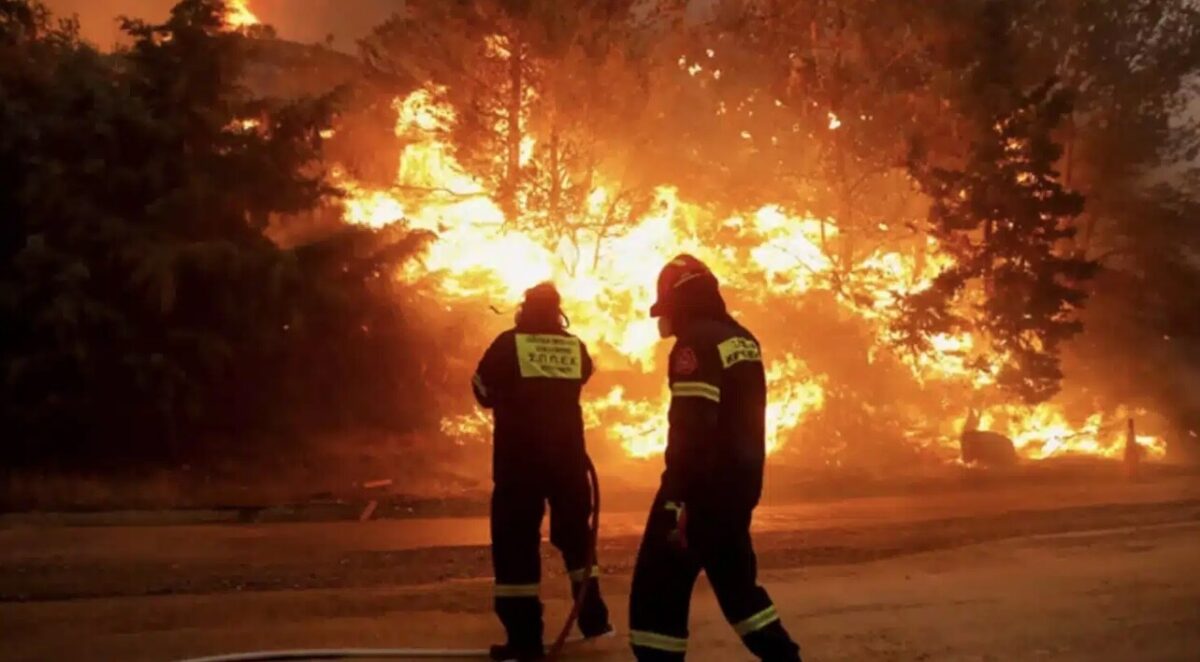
left=515, top=334, right=583, bottom=379
left=718, top=336, right=762, bottom=369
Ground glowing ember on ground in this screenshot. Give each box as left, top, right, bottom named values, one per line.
left=335, top=88, right=1163, bottom=463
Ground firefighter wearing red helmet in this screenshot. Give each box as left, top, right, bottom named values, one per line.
left=472, top=282, right=612, bottom=661
left=628, top=256, right=802, bottom=661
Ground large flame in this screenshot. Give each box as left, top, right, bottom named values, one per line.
left=977, top=406, right=1161, bottom=460
left=333, top=87, right=1165, bottom=464
left=224, top=1, right=259, bottom=29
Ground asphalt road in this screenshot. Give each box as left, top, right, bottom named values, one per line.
left=2, top=476, right=1198, bottom=661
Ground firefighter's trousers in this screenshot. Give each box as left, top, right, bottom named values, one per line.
left=629, top=493, right=801, bottom=661
left=491, top=471, right=610, bottom=648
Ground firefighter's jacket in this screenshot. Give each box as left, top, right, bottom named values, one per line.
left=473, top=327, right=594, bottom=482
left=662, top=315, right=767, bottom=515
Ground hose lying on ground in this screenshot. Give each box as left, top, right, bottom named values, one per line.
left=178, top=458, right=604, bottom=662
left=182, top=649, right=491, bottom=661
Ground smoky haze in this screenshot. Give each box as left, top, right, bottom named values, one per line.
left=44, top=0, right=396, bottom=50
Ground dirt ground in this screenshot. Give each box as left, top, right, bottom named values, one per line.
left=2, top=476, right=1198, bottom=661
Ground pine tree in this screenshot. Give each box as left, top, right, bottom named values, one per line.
left=895, top=3, right=1097, bottom=403
left=0, top=0, right=433, bottom=468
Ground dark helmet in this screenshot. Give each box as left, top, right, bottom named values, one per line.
left=517, top=281, right=567, bottom=330
left=649, top=254, right=721, bottom=318
left=523, top=281, right=562, bottom=310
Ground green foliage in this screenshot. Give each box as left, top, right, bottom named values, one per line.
left=0, top=0, right=431, bottom=469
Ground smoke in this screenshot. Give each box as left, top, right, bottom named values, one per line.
left=44, top=0, right=396, bottom=51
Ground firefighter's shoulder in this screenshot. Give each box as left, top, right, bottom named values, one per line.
left=511, top=328, right=587, bottom=352
left=681, top=319, right=763, bottom=371
left=489, top=327, right=519, bottom=349
left=561, top=329, right=587, bottom=345
left=673, top=318, right=727, bottom=351
left=717, top=323, right=763, bottom=370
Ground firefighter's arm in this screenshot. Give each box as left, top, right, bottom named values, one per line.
left=472, top=334, right=513, bottom=408
left=661, top=342, right=722, bottom=505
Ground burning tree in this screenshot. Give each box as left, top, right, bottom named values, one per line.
left=644, top=1, right=944, bottom=267
left=325, top=0, right=1187, bottom=467
left=899, top=77, right=1096, bottom=404
left=360, top=0, right=660, bottom=250
left=5, top=0, right=1196, bottom=481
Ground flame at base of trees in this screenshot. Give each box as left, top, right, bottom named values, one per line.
left=336, top=87, right=1165, bottom=464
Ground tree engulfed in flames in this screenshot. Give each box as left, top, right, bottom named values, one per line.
left=222, top=0, right=1161, bottom=464
left=335, top=89, right=1164, bottom=463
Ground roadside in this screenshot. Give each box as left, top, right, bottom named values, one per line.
left=4, top=461, right=1194, bottom=526
left=2, top=476, right=1198, bottom=661
left=2, top=476, right=1198, bottom=602
left=2, top=521, right=1197, bottom=661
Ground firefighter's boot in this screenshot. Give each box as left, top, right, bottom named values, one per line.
left=489, top=641, right=545, bottom=661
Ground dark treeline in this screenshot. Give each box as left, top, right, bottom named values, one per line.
left=0, top=0, right=439, bottom=471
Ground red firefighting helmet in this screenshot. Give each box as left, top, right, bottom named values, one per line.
left=649, top=254, right=718, bottom=317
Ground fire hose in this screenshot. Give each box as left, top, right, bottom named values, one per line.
left=178, top=459, right=602, bottom=662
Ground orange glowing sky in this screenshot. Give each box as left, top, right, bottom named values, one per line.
left=43, top=0, right=394, bottom=51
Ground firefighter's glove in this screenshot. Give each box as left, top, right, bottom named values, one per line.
left=664, top=500, right=688, bottom=550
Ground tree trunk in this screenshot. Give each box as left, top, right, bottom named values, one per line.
left=1080, top=212, right=1099, bottom=258
left=1064, top=110, right=1075, bottom=188
left=834, top=5, right=853, bottom=275
left=983, top=216, right=995, bottom=297
left=835, top=132, right=853, bottom=274
left=504, top=30, right=523, bottom=218
left=549, top=119, right=561, bottom=225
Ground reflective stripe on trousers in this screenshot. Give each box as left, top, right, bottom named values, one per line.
left=630, top=629, right=688, bottom=653
left=494, top=583, right=539, bottom=598
left=732, top=604, right=780, bottom=636
left=568, top=564, right=601, bottom=582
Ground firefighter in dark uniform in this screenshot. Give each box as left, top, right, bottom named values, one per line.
left=628, top=255, right=802, bottom=661
left=472, top=282, right=612, bottom=661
